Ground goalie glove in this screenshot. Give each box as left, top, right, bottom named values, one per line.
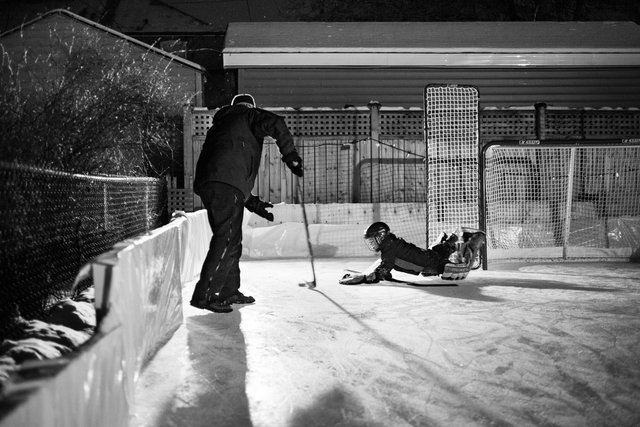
left=244, top=195, right=274, bottom=221
left=339, top=271, right=378, bottom=285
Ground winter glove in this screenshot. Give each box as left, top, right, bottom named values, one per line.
left=245, top=195, right=274, bottom=222
left=171, top=210, right=187, bottom=221
left=282, top=151, right=304, bottom=177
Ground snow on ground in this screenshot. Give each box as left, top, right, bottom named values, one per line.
left=131, top=258, right=640, bottom=427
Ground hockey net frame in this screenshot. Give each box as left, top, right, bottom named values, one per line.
left=480, top=138, right=640, bottom=267
left=424, top=84, right=480, bottom=245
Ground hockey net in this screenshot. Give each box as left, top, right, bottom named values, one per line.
left=424, top=84, right=480, bottom=244
left=481, top=139, right=640, bottom=261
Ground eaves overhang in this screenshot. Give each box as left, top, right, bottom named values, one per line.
left=223, top=49, right=640, bottom=68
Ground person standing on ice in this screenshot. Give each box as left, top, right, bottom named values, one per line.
left=339, top=222, right=486, bottom=284
left=191, top=94, right=304, bottom=313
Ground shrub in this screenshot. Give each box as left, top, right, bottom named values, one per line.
left=0, top=27, right=188, bottom=177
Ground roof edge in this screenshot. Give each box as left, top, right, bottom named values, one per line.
left=0, top=8, right=206, bottom=73
left=223, top=51, right=640, bottom=68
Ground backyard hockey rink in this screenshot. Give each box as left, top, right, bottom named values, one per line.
left=131, top=257, right=640, bottom=427
left=129, top=84, right=640, bottom=426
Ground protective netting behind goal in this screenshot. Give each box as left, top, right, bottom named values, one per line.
left=482, top=140, right=640, bottom=260
left=424, top=85, right=480, bottom=244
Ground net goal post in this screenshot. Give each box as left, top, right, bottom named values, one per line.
left=313, top=83, right=481, bottom=254
left=424, top=83, right=480, bottom=246
left=480, top=138, right=640, bottom=266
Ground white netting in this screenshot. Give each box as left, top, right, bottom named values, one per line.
left=484, top=143, right=640, bottom=259
left=424, top=85, right=480, bottom=243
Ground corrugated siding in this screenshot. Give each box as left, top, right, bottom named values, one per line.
left=239, top=68, right=640, bottom=109
left=1, top=14, right=202, bottom=106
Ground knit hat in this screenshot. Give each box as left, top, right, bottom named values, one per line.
left=231, top=93, right=256, bottom=107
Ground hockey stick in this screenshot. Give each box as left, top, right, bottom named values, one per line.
left=296, top=177, right=317, bottom=289
left=341, top=269, right=456, bottom=287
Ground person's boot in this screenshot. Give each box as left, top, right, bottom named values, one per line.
left=227, top=291, right=255, bottom=304
left=189, top=279, right=211, bottom=309
left=206, top=295, right=233, bottom=313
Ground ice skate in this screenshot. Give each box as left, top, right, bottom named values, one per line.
left=442, top=228, right=485, bottom=280
left=461, top=228, right=486, bottom=268
left=461, top=227, right=486, bottom=249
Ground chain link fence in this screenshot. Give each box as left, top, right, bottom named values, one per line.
left=0, top=163, right=168, bottom=341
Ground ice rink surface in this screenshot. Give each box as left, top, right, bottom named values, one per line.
left=131, top=258, right=640, bottom=427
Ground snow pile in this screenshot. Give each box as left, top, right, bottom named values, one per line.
left=0, top=288, right=95, bottom=395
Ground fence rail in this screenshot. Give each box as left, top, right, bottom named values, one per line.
left=175, top=105, right=640, bottom=212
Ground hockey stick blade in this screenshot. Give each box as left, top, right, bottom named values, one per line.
left=298, top=280, right=316, bottom=288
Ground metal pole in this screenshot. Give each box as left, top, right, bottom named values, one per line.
left=562, top=148, right=576, bottom=259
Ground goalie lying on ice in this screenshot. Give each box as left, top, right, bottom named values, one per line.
left=339, top=222, right=485, bottom=284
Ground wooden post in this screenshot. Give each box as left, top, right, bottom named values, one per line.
left=367, top=101, right=382, bottom=203
left=533, top=102, right=546, bottom=203
left=344, top=105, right=360, bottom=203
left=369, top=101, right=381, bottom=145
left=182, top=104, right=196, bottom=210
left=535, top=102, right=547, bottom=140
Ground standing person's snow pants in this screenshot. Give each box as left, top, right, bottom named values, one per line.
left=191, top=181, right=244, bottom=304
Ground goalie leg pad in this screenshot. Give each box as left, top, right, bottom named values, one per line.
left=448, top=235, right=484, bottom=267
left=441, top=263, right=470, bottom=280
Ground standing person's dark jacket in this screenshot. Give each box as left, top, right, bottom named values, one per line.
left=194, top=104, right=298, bottom=200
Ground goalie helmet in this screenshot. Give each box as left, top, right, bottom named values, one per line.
left=364, top=221, right=390, bottom=252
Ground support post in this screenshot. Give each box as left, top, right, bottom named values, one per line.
left=368, top=101, right=381, bottom=203
left=562, top=148, right=576, bottom=259
left=535, top=102, right=547, bottom=140
left=344, top=105, right=360, bottom=203
left=182, top=104, right=196, bottom=211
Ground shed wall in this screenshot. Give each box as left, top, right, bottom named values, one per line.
left=238, top=68, right=640, bottom=109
